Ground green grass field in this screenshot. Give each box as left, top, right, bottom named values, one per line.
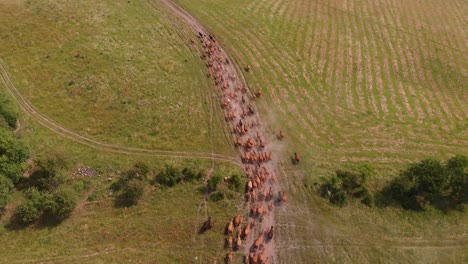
left=0, top=0, right=467, bottom=263
left=0, top=0, right=242, bottom=263
left=172, top=0, right=468, bottom=262
left=0, top=0, right=233, bottom=154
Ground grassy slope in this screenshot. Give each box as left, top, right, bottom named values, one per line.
left=0, top=0, right=232, bottom=154
left=0, top=0, right=242, bottom=262
left=173, top=0, right=468, bottom=263
left=0, top=178, right=242, bottom=263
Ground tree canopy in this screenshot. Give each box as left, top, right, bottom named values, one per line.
left=0, top=128, right=29, bottom=183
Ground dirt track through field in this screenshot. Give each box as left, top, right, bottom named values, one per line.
left=0, top=58, right=239, bottom=165
left=154, top=0, right=286, bottom=262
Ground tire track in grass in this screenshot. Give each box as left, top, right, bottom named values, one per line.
left=0, top=58, right=240, bottom=165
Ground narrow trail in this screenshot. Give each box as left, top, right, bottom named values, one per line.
left=0, top=58, right=239, bottom=165
left=155, top=0, right=284, bottom=262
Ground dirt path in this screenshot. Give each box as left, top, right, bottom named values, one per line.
left=155, top=0, right=284, bottom=262
left=0, top=58, right=239, bottom=165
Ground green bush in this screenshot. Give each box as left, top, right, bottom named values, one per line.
left=0, top=175, right=14, bottom=208
left=329, top=189, right=347, bottom=207
left=207, top=172, right=223, bottom=191
left=45, top=188, right=77, bottom=219
left=319, top=170, right=369, bottom=207
left=0, top=128, right=29, bottom=183
left=446, top=155, right=468, bottom=203
left=24, top=187, right=49, bottom=208
left=182, top=167, right=203, bottom=181
left=380, top=155, right=467, bottom=211
left=361, top=193, right=374, bottom=207
left=155, top=164, right=183, bottom=187
left=209, top=191, right=225, bottom=202
left=0, top=90, right=19, bottom=129
left=404, top=158, right=447, bottom=197
left=15, top=200, right=40, bottom=224
left=133, top=161, right=150, bottom=177
left=120, top=179, right=145, bottom=205
left=228, top=173, right=244, bottom=193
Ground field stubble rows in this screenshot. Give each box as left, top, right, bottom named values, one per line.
left=174, top=0, right=468, bottom=263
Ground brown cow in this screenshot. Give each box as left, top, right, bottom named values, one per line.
left=294, top=152, right=300, bottom=164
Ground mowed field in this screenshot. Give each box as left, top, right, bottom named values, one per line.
left=0, top=0, right=233, bottom=154
left=175, top=0, right=467, bottom=167
left=173, top=0, right=468, bottom=263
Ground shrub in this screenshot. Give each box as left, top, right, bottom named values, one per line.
left=45, top=188, right=77, bottom=219
left=0, top=175, right=14, bottom=208
left=336, top=170, right=365, bottom=194
left=405, top=158, right=448, bottom=197
left=24, top=187, right=49, bottom=208
left=0, top=90, right=18, bottom=128
left=133, top=161, right=150, bottom=177
left=329, top=189, right=347, bottom=207
left=182, top=167, right=203, bottom=181
left=15, top=200, right=40, bottom=224
left=361, top=193, right=374, bottom=207
left=0, top=128, right=29, bottom=183
left=120, top=179, right=145, bottom=205
left=446, top=155, right=468, bottom=203
left=155, top=164, right=183, bottom=187
left=209, top=191, right=225, bottom=202
left=208, top=172, right=223, bottom=191
left=228, top=173, right=244, bottom=193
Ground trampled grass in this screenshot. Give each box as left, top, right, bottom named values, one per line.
left=173, top=0, right=468, bottom=262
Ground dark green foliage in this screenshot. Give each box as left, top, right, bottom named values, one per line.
left=123, top=162, right=151, bottom=182
left=28, top=151, right=70, bottom=191
left=207, top=172, right=223, bottom=191
left=0, top=128, right=29, bottom=183
left=119, top=179, right=145, bottom=205
left=227, top=173, right=244, bottom=193
left=73, top=178, right=91, bottom=192
left=404, top=158, right=447, bottom=197
left=15, top=200, right=40, bottom=225
left=336, top=170, right=365, bottom=194
left=182, top=167, right=203, bottom=182
left=154, top=164, right=204, bottom=188
left=24, top=187, right=49, bottom=208
left=35, top=150, right=71, bottom=173
left=380, top=177, right=413, bottom=206
left=113, top=163, right=152, bottom=206
left=209, top=191, right=225, bottom=202
left=0, top=90, right=19, bottom=129
left=329, top=189, right=347, bottom=207
left=133, top=161, right=150, bottom=177
left=446, top=155, right=468, bottom=203
left=361, top=193, right=374, bottom=207
left=319, top=169, right=372, bottom=207
left=379, top=155, right=468, bottom=211
left=45, top=188, right=77, bottom=218
left=155, top=164, right=183, bottom=187
left=0, top=175, right=14, bottom=208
